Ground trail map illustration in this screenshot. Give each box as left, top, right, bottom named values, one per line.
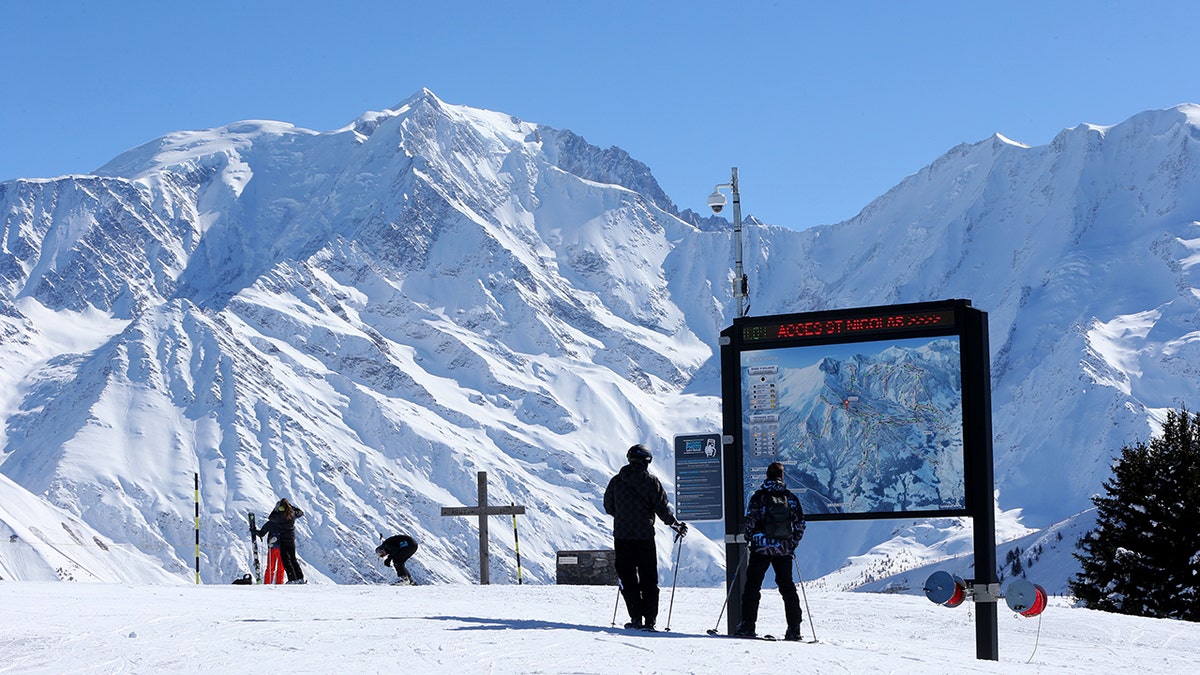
left=741, top=336, right=965, bottom=516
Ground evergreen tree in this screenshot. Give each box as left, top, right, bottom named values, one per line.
left=1070, top=408, right=1200, bottom=621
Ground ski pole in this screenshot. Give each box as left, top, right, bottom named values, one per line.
left=794, top=557, right=817, bottom=642
left=511, top=503, right=523, bottom=585
left=611, top=581, right=623, bottom=627
left=665, top=529, right=684, bottom=631
left=708, top=545, right=749, bottom=635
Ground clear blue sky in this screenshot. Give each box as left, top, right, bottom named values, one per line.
left=2, top=1, right=1196, bottom=230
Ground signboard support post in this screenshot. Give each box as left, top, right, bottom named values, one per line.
left=719, top=335, right=748, bottom=635
left=963, top=306, right=999, bottom=660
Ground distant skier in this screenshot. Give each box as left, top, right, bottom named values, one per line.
left=603, top=444, right=687, bottom=631
left=259, top=498, right=306, bottom=584
left=256, top=519, right=286, bottom=584
left=376, top=534, right=419, bottom=584
left=736, top=462, right=806, bottom=641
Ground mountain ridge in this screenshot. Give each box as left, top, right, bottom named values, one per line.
left=2, top=92, right=1197, bottom=590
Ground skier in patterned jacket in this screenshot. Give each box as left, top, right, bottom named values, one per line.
left=603, top=444, right=687, bottom=632
left=737, top=461, right=806, bottom=640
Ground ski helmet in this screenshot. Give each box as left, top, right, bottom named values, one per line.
left=627, top=444, right=653, bottom=465
left=375, top=544, right=387, bottom=557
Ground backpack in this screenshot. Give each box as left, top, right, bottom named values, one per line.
left=758, top=492, right=793, bottom=540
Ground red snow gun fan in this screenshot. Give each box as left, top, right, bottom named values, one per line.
left=925, top=570, right=1048, bottom=619
left=923, top=570, right=968, bottom=607
left=1003, top=578, right=1048, bottom=617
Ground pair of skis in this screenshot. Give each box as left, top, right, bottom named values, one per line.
left=248, top=513, right=262, bottom=583
left=705, top=629, right=816, bottom=643
left=612, top=624, right=816, bottom=643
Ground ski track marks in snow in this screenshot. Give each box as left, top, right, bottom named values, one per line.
left=2, top=583, right=1200, bottom=674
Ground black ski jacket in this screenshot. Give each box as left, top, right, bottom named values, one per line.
left=262, top=504, right=304, bottom=545
left=381, top=535, right=418, bottom=564
left=256, top=520, right=282, bottom=548
left=603, top=463, right=678, bottom=540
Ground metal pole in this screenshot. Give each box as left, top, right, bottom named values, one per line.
left=730, top=167, right=745, bottom=318
left=511, top=502, right=523, bottom=585
left=194, top=472, right=200, bottom=584
left=964, top=308, right=999, bottom=660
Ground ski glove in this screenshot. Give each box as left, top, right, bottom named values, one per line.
left=671, top=522, right=688, bottom=539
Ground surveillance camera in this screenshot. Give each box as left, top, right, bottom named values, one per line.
left=707, top=190, right=727, bottom=214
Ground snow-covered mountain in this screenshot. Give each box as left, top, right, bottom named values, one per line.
left=0, top=470, right=179, bottom=583
left=2, top=90, right=1197, bottom=591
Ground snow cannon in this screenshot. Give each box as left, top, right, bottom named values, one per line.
left=1004, top=579, right=1048, bottom=617
left=923, top=571, right=968, bottom=608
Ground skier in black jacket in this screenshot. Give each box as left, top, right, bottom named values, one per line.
left=376, top=534, right=419, bottom=584
left=603, top=444, right=687, bottom=631
left=260, top=498, right=306, bottom=584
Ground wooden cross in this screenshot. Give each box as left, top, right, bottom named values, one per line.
left=440, top=471, right=526, bottom=584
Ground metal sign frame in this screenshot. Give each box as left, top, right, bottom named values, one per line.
left=718, top=299, right=999, bottom=659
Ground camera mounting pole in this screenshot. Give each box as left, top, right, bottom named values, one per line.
left=708, top=167, right=747, bottom=318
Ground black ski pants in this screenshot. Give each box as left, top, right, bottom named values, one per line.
left=614, top=538, right=660, bottom=626
left=739, top=551, right=801, bottom=632
left=279, top=540, right=304, bottom=582
left=386, top=542, right=418, bottom=578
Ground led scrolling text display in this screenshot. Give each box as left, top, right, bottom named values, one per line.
left=742, top=308, right=956, bottom=344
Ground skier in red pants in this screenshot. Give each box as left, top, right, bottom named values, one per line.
left=257, top=522, right=286, bottom=584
